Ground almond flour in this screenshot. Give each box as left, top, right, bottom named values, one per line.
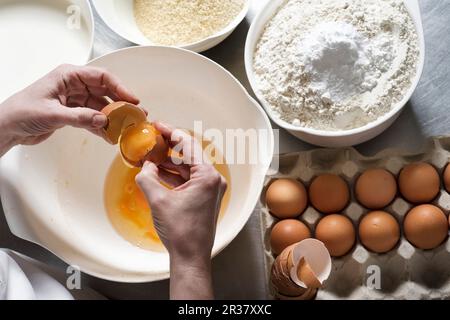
left=134, top=0, right=245, bottom=46
left=253, top=0, right=420, bottom=131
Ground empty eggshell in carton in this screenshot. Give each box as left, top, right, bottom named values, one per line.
left=271, top=239, right=331, bottom=300
left=271, top=244, right=308, bottom=298
left=289, top=239, right=332, bottom=289
left=261, top=137, right=450, bottom=299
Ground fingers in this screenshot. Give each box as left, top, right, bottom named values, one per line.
left=136, top=162, right=169, bottom=204
left=54, top=106, right=107, bottom=130
left=66, top=94, right=109, bottom=111
left=56, top=64, right=140, bottom=106
left=77, top=66, right=140, bottom=104
left=160, top=159, right=191, bottom=181
left=158, top=168, right=187, bottom=189
left=154, top=122, right=205, bottom=166
left=153, top=121, right=175, bottom=142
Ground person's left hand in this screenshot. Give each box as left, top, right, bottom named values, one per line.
left=0, top=64, right=139, bottom=150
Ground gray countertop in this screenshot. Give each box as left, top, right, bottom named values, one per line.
left=1, top=0, right=449, bottom=299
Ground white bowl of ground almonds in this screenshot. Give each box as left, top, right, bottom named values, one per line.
left=93, top=0, right=250, bottom=52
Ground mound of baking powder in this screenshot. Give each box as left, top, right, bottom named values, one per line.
left=253, top=0, right=419, bottom=131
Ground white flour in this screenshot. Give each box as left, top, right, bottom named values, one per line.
left=253, top=0, right=420, bottom=131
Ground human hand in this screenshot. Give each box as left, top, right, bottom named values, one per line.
left=0, top=64, right=139, bottom=154
left=136, top=122, right=227, bottom=258
left=136, top=122, right=227, bottom=299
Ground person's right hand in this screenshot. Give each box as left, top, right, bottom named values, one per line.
left=135, top=122, right=227, bottom=300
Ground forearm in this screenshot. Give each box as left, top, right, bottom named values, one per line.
left=169, top=252, right=214, bottom=300
left=0, top=108, right=17, bottom=157
left=0, top=136, right=17, bottom=157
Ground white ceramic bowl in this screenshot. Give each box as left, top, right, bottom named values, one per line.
left=245, top=0, right=425, bottom=147
left=0, top=0, right=94, bottom=103
left=92, top=0, right=250, bottom=53
left=0, top=46, right=274, bottom=282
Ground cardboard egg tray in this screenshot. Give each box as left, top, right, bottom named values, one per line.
left=260, top=137, right=450, bottom=300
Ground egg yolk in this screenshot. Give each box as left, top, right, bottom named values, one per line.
left=120, top=122, right=158, bottom=165
left=105, top=135, right=232, bottom=251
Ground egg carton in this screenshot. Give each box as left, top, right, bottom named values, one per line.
left=261, top=137, right=450, bottom=300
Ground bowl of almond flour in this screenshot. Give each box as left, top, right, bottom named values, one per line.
left=93, top=0, right=250, bottom=52
left=245, top=0, right=425, bottom=147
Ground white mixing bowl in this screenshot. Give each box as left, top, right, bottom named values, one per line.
left=0, top=0, right=94, bottom=103
left=0, top=46, right=274, bottom=282
left=92, top=0, right=250, bottom=53
left=245, top=0, right=425, bottom=147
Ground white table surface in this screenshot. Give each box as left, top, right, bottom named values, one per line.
left=1, top=0, right=450, bottom=299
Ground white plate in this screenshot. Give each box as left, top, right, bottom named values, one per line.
left=0, top=0, right=94, bottom=103
left=92, top=0, right=250, bottom=53
left=0, top=46, right=274, bottom=282
left=245, top=0, right=425, bottom=147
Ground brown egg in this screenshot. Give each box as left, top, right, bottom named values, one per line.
left=355, top=169, right=397, bottom=209
left=309, top=174, right=349, bottom=214
left=358, top=211, right=400, bottom=253
left=444, top=164, right=450, bottom=193
left=399, top=162, right=440, bottom=204
left=404, top=204, right=448, bottom=250
left=266, top=179, right=308, bottom=219
left=315, top=214, right=355, bottom=257
left=270, top=220, right=311, bottom=255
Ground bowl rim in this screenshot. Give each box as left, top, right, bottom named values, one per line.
left=244, top=0, right=426, bottom=138
left=82, top=0, right=95, bottom=62
left=92, top=0, right=251, bottom=51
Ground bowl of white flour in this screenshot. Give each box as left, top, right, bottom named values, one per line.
left=245, top=0, right=425, bottom=147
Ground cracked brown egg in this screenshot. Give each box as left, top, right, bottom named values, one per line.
left=101, top=101, right=169, bottom=167
left=270, top=244, right=318, bottom=300
left=119, top=121, right=169, bottom=167
left=398, top=162, right=440, bottom=204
